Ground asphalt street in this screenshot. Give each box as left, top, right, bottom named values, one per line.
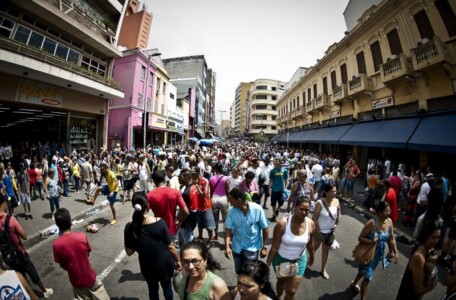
left=13, top=184, right=447, bottom=300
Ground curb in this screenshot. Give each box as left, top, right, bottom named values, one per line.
left=24, top=200, right=111, bottom=250
left=338, top=197, right=414, bottom=245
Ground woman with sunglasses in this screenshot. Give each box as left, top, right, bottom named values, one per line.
left=179, top=240, right=230, bottom=300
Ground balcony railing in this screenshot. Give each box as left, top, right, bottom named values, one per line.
left=381, top=53, right=414, bottom=84
left=411, top=36, right=450, bottom=72
left=333, top=84, right=348, bottom=104
left=0, top=36, right=121, bottom=90
left=306, top=100, right=315, bottom=112
left=348, top=74, right=372, bottom=97
left=315, top=94, right=330, bottom=110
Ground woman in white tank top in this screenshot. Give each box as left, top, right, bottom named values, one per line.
left=266, top=196, right=315, bottom=300
left=312, top=183, right=341, bottom=280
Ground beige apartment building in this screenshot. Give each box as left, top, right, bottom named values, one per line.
left=275, top=0, right=456, bottom=168
left=233, top=82, right=253, bottom=136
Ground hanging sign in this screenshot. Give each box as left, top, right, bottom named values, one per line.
left=15, top=79, right=63, bottom=107
left=372, top=96, right=394, bottom=110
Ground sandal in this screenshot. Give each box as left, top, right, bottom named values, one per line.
left=320, top=271, right=329, bottom=280
left=350, top=281, right=360, bottom=292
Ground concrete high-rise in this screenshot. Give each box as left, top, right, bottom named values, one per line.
left=118, top=0, right=152, bottom=50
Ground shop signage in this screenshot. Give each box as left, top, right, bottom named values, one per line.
left=15, top=79, right=63, bottom=107
left=372, top=96, right=394, bottom=110
left=329, top=111, right=340, bottom=118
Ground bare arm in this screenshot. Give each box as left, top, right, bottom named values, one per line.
left=358, top=220, right=376, bottom=245
left=167, top=242, right=182, bottom=270
left=17, top=271, right=38, bottom=300
left=211, top=277, right=231, bottom=300
left=307, top=219, right=316, bottom=266
left=410, top=251, right=434, bottom=295
left=224, top=228, right=232, bottom=259
left=312, top=202, right=322, bottom=238
left=266, top=219, right=286, bottom=266
left=387, top=219, right=399, bottom=263
left=286, top=183, right=298, bottom=212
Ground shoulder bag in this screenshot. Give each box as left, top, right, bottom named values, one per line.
left=275, top=215, right=306, bottom=278
left=321, top=199, right=338, bottom=247
left=352, top=221, right=377, bottom=265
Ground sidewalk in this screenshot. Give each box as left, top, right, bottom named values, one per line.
left=338, top=176, right=414, bottom=245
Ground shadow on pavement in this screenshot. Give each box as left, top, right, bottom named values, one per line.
left=343, top=257, right=359, bottom=269
left=89, top=217, right=111, bottom=226
left=303, top=267, right=321, bottom=279
left=318, top=287, right=358, bottom=299
left=118, top=269, right=145, bottom=283
left=42, top=212, right=52, bottom=219
left=74, top=199, right=89, bottom=204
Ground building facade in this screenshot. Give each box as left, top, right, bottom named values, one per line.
left=204, top=69, right=216, bottom=138
left=233, top=82, right=252, bottom=137
left=0, top=0, right=124, bottom=156
left=247, top=79, right=285, bottom=141
left=275, top=0, right=456, bottom=168
left=117, top=0, right=151, bottom=50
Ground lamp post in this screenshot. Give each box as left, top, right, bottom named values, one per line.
left=142, top=50, right=161, bottom=150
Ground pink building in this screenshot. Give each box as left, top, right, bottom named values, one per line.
left=109, top=49, right=158, bottom=149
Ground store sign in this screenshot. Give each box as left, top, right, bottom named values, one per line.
left=372, top=96, right=394, bottom=110
left=329, top=111, right=340, bottom=118
left=15, top=79, right=63, bottom=107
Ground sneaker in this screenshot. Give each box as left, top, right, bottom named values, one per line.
left=268, top=216, right=276, bottom=222
left=110, top=219, right=117, bottom=225
left=29, top=214, right=33, bottom=220
left=43, top=288, right=53, bottom=298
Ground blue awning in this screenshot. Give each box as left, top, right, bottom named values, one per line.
left=304, top=125, right=353, bottom=144
left=294, top=129, right=319, bottom=143
left=339, top=118, right=420, bottom=148
left=408, top=113, right=456, bottom=153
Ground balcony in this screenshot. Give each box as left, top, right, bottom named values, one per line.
left=381, top=53, right=414, bottom=85
left=306, top=100, right=315, bottom=113
left=411, top=36, right=451, bottom=72
left=333, top=84, right=349, bottom=104
left=250, top=119, right=277, bottom=126
left=348, top=74, right=373, bottom=97
left=315, top=94, right=331, bottom=111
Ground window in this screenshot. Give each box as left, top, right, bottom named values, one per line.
left=323, top=77, right=328, bottom=95
left=256, top=95, right=267, bottom=99
left=272, top=87, right=277, bottom=91
left=55, top=44, right=69, bottom=60
left=307, top=88, right=311, bottom=102
left=146, top=97, right=151, bottom=111
left=170, top=93, right=175, bottom=99
left=0, top=17, right=14, bottom=38
left=42, top=38, right=57, bottom=55
left=162, top=82, right=166, bottom=95
left=256, top=85, right=267, bottom=90
left=356, top=51, right=367, bottom=74
left=137, top=94, right=143, bottom=108
left=435, top=0, right=456, bottom=37
left=256, top=105, right=267, bottom=109
left=302, top=91, right=306, bottom=103
left=161, top=104, right=165, bottom=115
left=148, top=72, right=153, bottom=85
left=272, top=106, right=276, bottom=110
left=340, top=64, right=348, bottom=84
left=28, top=31, right=44, bottom=49
left=272, top=96, right=277, bottom=100
left=414, top=10, right=435, bottom=39
left=297, top=96, right=300, bottom=107
left=387, top=29, right=403, bottom=55
left=272, top=126, right=276, bottom=130
left=330, top=71, right=337, bottom=89
left=370, top=41, right=383, bottom=72
left=272, top=116, right=276, bottom=120
left=13, top=25, right=30, bottom=44
left=313, top=84, right=317, bottom=99
left=140, top=66, right=146, bottom=81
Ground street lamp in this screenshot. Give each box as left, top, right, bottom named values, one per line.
left=142, top=50, right=161, bottom=149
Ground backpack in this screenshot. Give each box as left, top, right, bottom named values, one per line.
left=0, top=215, right=23, bottom=266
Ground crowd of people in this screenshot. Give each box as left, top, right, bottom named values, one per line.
left=0, top=139, right=455, bottom=299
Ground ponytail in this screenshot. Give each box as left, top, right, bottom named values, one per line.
left=131, top=191, right=147, bottom=238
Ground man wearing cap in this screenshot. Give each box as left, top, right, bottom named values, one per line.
left=415, top=173, right=434, bottom=224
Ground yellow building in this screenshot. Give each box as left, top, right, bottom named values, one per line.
left=233, top=82, right=253, bottom=136
left=275, top=0, right=456, bottom=168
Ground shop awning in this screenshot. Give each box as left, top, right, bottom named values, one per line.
left=276, top=133, right=287, bottom=142
left=294, top=129, right=319, bottom=143
left=408, top=113, right=456, bottom=153
left=304, top=125, right=353, bottom=144
left=339, top=117, right=420, bottom=148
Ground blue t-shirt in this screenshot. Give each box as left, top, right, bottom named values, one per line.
left=269, top=167, right=288, bottom=192
left=225, top=202, right=269, bottom=253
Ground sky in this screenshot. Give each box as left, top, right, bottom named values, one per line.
left=143, top=0, right=350, bottom=123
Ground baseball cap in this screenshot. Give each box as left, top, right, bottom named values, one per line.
left=426, top=173, right=434, bottom=180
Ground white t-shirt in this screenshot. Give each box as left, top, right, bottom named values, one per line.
left=417, top=182, right=430, bottom=204
left=0, top=270, right=32, bottom=300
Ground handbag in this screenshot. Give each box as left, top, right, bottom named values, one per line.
left=321, top=199, right=338, bottom=247
left=275, top=215, right=306, bottom=278
left=352, top=241, right=376, bottom=264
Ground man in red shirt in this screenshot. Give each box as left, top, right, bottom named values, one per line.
left=147, top=170, right=189, bottom=236
left=53, top=208, right=109, bottom=299
left=191, top=166, right=216, bottom=244
left=383, top=179, right=398, bottom=223
left=0, top=194, right=53, bottom=298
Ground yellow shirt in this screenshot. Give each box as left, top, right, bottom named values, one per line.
left=72, top=164, right=80, bottom=177
left=106, top=170, right=119, bottom=192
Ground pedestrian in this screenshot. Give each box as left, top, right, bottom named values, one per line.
left=260, top=158, right=273, bottom=209
left=0, top=194, right=53, bottom=298
left=124, top=192, right=181, bottom=300
left=16, top=163, right=32, bottom=220
left=93, top=162, right=118, bottom=224
left=396, top=220, right=441, bottom=299
left=231, top=260, right=278, bottom=300
left=2, top=162, right=18, bottom=216
left=239, top=171, right=261, bottom=203
left=27, top=163, right=37, bottom=200
left=35, top=163, right=44, bottom=200
left=268, top=158, right=289, bottom=222
left=179, top=240, right=230, bottom=300
left=382, top=179, right=398, bottom=223
left=350, top=201, right=399, bottom=300
left=53, top=208, right=110, bottom=299
left=45, top=169, right=61, bottom=220
left=81, top=155, right=94, bottom=194
left=190, top=166, right=216, bottom=245
left=227, top=167, right=243, bottom=191
left=0, top=253, right=38, bottom=300
left=72, top=157, right=81, bottom=193
left=415, top=173, right=434, bottom=226
left=177, top=169, right=198, bottom=248
left=165, top=165, right=180, bottom=190
left=138, top=155, right=150, bottom=193
left=266, top=195, right=315, bottom=299
left=312, top=183, right=340, bottom=280
left=225, top=188, right=269, bottom=274
left=286, top=170, right=314, bottom=213
left=120, top=155, right=134, bottom=203
left=147, top=170, right=189, bottom=237
left=404, top=170, right=422, bottom=226
left=209, top=163, right=229, bottom=240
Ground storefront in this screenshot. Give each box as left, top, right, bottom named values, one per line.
left=0, top=75, right=108, bottom=158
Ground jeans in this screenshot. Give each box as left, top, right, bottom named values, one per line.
left=49, top=197, right=60, bottom=213
left=61, top=179, right=69, bottom=196
left=29, top=183, right=37, bottom=199
left=73, top=176, right=80, bottom=192
left=35, top=179, right=44, bottom=198
left=146, top=277, right=172, bottom=300
left=233, top=249, right=259, bottom=274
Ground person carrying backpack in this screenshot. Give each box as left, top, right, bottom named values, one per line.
left=0, top=194, right=54, bottom=298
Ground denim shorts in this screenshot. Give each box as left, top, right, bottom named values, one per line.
left=233, top=249, right=259, bottom=274
left=271, top=191, right=285, bottom=206
left=177, top=227, right=194, bottom=245
left=196, top=209, right=216, bottom=230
